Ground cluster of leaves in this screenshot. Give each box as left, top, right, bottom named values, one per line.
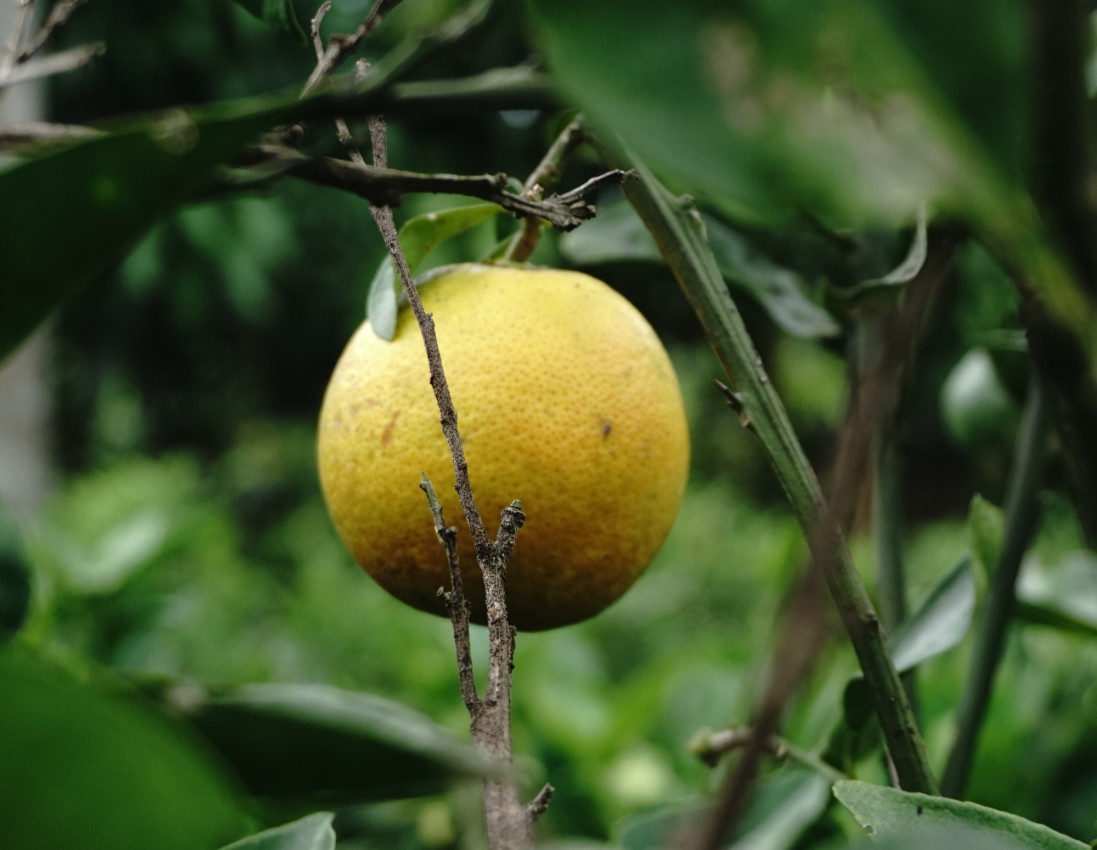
left=3, top=0, right=1097, bottom=848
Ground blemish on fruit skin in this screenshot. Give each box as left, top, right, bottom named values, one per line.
left=381, top=412, right=400, bottom=447
left=601, top=420, right=612, bottom=439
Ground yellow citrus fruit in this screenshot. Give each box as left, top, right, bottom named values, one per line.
left=317, top=263, right=689, bottom=631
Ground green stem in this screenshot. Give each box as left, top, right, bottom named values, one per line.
left=608, top=146, right=938, bottom=795
left=941, top=369, right=1050, bottom=797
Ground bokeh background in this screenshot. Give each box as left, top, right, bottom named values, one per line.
left=3, top=0, right=1097, bottom=847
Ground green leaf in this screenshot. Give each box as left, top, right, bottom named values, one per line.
left=366, top=203, right=506, bottom=339
left=529, top=0, right=1020, bottom=228
left=560, top=199, right=840, bottom=338
left=703, top=215, right=840, bottom=338
left=0, top=512, right=30, bottom=640
left=830, top=206, right=928, bottom=311
left=844, top=555, right=975, bottom=729
left=218, top=813, right=336, bottom=850
left=833, top=780, right=1089, bottom=849
left=616, top=769, right=829, bottom=850
left=0, top=647, right=248, bottom=850
left=0, top=112, right=280, bottom=363
left=168, top=682, right=499, bottom=801
left=1015, top=550, right=1097, bottom=637
left=232, top=0, right=307, bottom=42
left=1014, top=600, right=1097, bottom=638
left=968, top=494, right=1004, bottom=586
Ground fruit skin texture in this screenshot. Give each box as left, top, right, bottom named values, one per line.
left=317, top=263, right=690, bottom=631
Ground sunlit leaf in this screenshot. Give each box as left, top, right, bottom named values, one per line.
left=366, top=203, right=506, bottom=339
left=218, top=813, right=336, bottom=850
left=834, top=781, right=1088, bottom=849
left=0, top=647, right=248, bottom=850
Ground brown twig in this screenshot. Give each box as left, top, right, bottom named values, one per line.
left=421, top=473, right=478, bottom=714
left=240, top=143, right=611, bottom=230
left=16, top=0, right=88, bottom=61
left=307, top=4, right=544, bottom=841
left=504, top=114, right=586, bottom=262
left=302, top=0, right=406, bottom=95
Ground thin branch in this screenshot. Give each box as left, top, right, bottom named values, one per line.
left=600, top=143, right=945, bottom=822
left=688, top=726, right=849, bottom=785
left=526, top=784, right=555, bottom=822
left=941, top=369, right=1050, bottom=797
left=16, top=0, right=88, bottom=62
left=239, top=144, right=610, bottom=229
left=1, top=40, right=102, bottom=86
left=503, top=114, right=586, bottom=263
left=0, top=121, right=99, bottom=149
left=302, top=0, right=407, bottom=95
left=0, top=0, right=36, bottom=82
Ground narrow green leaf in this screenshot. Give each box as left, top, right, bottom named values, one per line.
left=232, top=0, right=307, bottom=42
left=703, top=214, right=840, bottom=338
left=968, top=494, right=1004, bottom=586
left=218, top=813, right=336, bottom=850
left=560, top=200, right=839, bottom=338
left=366, top=203, right=505, bottom=339
left=171, top=682, right=498, bottom=801
left=0, top=647, right=248, bottom=850
left=615, top=769, right=829, bottom=850
left=831, top=207, right=928, bottom=309
left=1014, top=600, right=1097, bottom=637
left=366, top=260, right=400, bottom=341
left=844, top=555, right=975, bottom=729
left=833, top=780, right=1088, bottom=849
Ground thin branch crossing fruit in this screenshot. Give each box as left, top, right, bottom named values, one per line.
left=317, top=263, right=690, bottom=630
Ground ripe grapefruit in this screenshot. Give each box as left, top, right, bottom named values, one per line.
left=317, top=263, right=689, bottom=630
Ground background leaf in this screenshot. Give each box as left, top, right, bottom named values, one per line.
left=231, top=0, right=307, bottom=42
left=164, top=682, right=498, bottom=801
left=843, top=555, right=975, bottom=729
left=0, top=647, right=248, bottom=850
left=833, top=781, right=1088, bottom=849
left=219, top=813, right=336, bottom=850
left=560, top=199, right=839, bottom=338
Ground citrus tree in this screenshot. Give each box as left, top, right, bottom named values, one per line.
left=2, top=1, right=1097, bottom=849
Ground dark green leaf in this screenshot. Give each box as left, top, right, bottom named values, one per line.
left=218, top=813, right=336, bottom=850
left=844, top=555, right=975, bottom=728
left=968, top=494, right=1003, bottom=585
left=616, top=769, right=829, bottom=850
left=169, top=682, right=498, bottom=801
left=560, top=199, right=840, bottom=338
left=367, top=203, right=505, bottom=339
left=528, top=0, right=1019, bottom=228
left=830, top=206, right=928, bottom=310
left=703, top=215, right=840, bottom=338
left=0, top=511, right=30, bottom=640
left=1015, top=551, right=1097, bottom=638
left=833, top=780, right=1088, bottom=849
left=0, top=113, right=280, bottom=363
left=0, top=647, right=248, bottom=850
left=1014, top=600, right=1097, bottom=638
left=232, top=0, right=307, bottom=42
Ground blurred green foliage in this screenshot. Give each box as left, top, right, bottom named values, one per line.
left=3, top=0, right=1097, bottom=847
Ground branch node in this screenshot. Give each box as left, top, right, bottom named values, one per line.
left=526, top=784, right=555, bottom=822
